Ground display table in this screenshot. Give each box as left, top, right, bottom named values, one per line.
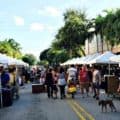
left=32, top=84, right=46, bottom=94
left=104, top=75, right=119, bottom=94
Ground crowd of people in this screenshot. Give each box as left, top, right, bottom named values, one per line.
left=1, top=64, right=120, bottom=107
left=0, top=64, right=29, bottom=107
left=32, top=64, right=120, bottom=100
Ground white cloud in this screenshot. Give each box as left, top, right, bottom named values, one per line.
left=38, top=6, right=61, bottom=17
left=45, top=6, right=60, bottom=16
left=46, top=25, right=57, bottom=32
left=14, top=16, right=24, bottom=26
left=30, top=23, right=44, bottom=31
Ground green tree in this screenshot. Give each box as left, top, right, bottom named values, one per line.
left=52, top=9, right=87, bottom=58
left=48, top=49, right=69, bottom=66
left=95, top=14, right=106, bottom=52
left=94, top=9, right=120, bottom=51
left=103, top=9, right=120, bottom=50
left=39, top=48, right=50, bottom=61
left=22, top=54, right=37, bottom=65
left=8, top=39, right=22, bottom=58
left=0, top=38, right=22, bottom=58
left=37, top=60, right=49, bottom=66
left=39, top=48, right=69, bottom=66
left=114, top=9, right=120, bottom=43
left=0, top=40, right=13, bottom=56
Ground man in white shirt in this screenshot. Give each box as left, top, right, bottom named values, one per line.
left=67, top=65, right=77, bottom=83
left=92, top=65, right=101, bottom=100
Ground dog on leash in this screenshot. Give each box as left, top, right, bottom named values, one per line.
left=98, top=99, right=117, bottom=112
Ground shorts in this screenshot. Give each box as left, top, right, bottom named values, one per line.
left=93, top=82, right=100, bottom=89
left=80, top=82, right=89, bottom=89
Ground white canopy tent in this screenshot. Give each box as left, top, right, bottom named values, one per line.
left=0, top=53, right=10, bottom=64
left=60, top=53, right=101, bottom=65
left=88, top=51, right=117, bottom=64
left=110, top=55, right=120, bottom=63
left=82, top=53, right=101, bottom=64
left=87, top=51, right=119, bottom=75
left=0, top=53, right=28, bottom=66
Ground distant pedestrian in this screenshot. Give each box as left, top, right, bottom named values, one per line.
left=92, top=66, right=101, bottom=100
left=0, top=66, right=10, bottom=88
left=67, top=65, right=77, bottom=84
left=79, top=65, right=89, bottom=98
left=87, top=66, right=93, bottom=93
left=45, top=68, right=54, bottom=98
left=58, top=67, right=66, bottom=99
left=52, top=68, right=58, bottom=99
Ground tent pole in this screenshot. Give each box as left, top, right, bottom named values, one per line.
left=108, top=63, right=111, bottom=75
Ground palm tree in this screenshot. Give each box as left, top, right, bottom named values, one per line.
left=7, top=39, right=22, bottom=58
left=95, top=15, right=106, bottom=53
left=53, top=9, right=87, bottom=58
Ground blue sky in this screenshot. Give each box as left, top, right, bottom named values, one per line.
left=0, top=0, right=120, bottom=59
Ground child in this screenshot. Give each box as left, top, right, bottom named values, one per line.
left=53, top=74, right=58, bottom=99
left=53, top=80, right=58, bottom=99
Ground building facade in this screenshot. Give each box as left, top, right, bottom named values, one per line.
left=85, top=33, right=120, bottom=55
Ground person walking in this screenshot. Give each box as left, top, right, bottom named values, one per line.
left=92, top=66, right=101, bottom=100
left=52, top=68, right=58, bottom=99
left=79, top=65, right=89, bottom=98
left=58, top=67, right=66, bottom=99
left=45, top=68, right=54, bottom=98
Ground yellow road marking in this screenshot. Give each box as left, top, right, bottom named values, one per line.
left=71, top=100, right=95, bottom=120
left=66, top=94, right=95, bottom=120
left=67, top=100, right=86, bottom=120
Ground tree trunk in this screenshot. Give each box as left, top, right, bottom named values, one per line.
left=69, top=49, right=72, bottom=59
left=88, top=38, right=90, bottom=55
left=101, top=35, right=104, bottom=53
left=95, top=33, right=99, bottom=53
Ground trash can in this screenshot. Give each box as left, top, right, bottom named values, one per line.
left=1, top=88, right=13, bottom=107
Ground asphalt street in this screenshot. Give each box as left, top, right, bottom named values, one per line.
left=0, top=84, right=120, bottom=120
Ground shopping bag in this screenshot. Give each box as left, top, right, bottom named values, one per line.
left=67, top=86, right=77, bottom=93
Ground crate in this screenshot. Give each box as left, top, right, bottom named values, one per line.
left=32, top=84, right=46, bottom=94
